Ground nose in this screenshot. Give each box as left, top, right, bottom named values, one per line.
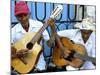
left=20, top=15, right=25, bottom=20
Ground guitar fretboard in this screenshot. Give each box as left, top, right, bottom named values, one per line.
left=26, top=21, right=49, bottom=49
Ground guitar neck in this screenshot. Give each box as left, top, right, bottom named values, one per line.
left=74, top=53, right=96, bottom=65
left=31, top=22, right=48, bottom=44
left=26, top=21, right=49, bottom=50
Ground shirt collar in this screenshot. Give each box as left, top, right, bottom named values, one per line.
left=15, top=19, right=36, bottom=33
left=15, top=23, right=25, bottom=33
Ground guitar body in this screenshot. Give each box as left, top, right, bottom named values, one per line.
left=11, top=32, right=42, bottom=74
left=52, top=37, right=87, bottom=68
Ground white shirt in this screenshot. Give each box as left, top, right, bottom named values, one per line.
left=12, top=19, right=49, bottom=70
left=57, top=29, right=96, bottom=70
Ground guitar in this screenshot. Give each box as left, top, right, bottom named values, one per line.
left=49, top=20, right=96, bottom=68
left=52, top=37, right=96, bottom=68
left=11, top=5, right=63, bottom=74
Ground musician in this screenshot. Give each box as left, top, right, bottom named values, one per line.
left=57, top=17, right=96, bottom=70
left=11, top=1, right=50, bottom=73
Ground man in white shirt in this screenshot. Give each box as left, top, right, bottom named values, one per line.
left=57, top=17, right=96, bottom=70
left=11, top=1, right=50, bottom=73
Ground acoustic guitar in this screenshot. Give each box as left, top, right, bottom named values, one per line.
left=11, top=5, right=63, bottom=74
left=52, top=36, right=96, bottom=68
left=49, top=20, right=96, bottom=68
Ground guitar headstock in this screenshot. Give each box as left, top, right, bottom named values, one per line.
left=50, top=5, right=63, bottom=19
left=47, top=5, right=63, bottom=26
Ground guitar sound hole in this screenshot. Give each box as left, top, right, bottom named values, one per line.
left=26, top=42, right=33, bottom=50
left=64, top=51, right=75, bottom=61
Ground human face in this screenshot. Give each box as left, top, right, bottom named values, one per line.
left=16, top=13, right=30, bottom=27
left=80, top=29, right=93, bottom=34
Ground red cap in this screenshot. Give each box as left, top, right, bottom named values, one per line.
left=15, top=1, right=30, bottom=16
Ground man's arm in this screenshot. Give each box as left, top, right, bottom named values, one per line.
left=46, top=19, right=56, bottom=47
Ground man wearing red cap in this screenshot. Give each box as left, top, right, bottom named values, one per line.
left=11, top=1, right=49, bottom=73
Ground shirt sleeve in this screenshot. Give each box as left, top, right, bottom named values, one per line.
left=42, top=29, right=50, bottom=41
left=11, top=27, right=15, bottom=44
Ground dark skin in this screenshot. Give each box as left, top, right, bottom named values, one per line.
left=80, top=29, right=93, bottom=43
left=16, top=13, right=30, bottom=32
left=11, top=46, right=28, bottom=59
